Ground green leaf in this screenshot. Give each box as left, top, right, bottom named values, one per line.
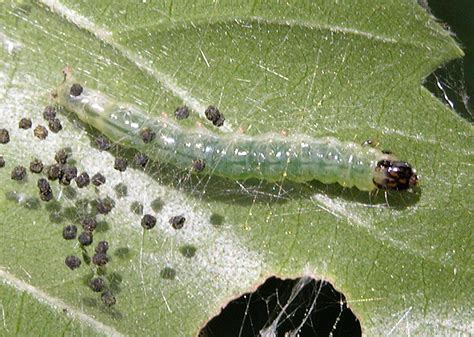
left=0, top=1, right=471, bottom=336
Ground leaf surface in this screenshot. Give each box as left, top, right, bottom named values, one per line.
left=0, top=1, right=471, bottom=335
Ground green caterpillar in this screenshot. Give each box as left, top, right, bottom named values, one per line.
left=55, top=69, right=418, bottom=192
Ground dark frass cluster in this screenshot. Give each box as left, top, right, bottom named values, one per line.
left=18, top=118, right=32, bottom=129
left=81, top=217, right=97, bottom=231
left=43, top=106, right=57, bottom=121
left=69, top=83, right=83, bottom=97
left=114, top=157, right=128, bottom=172
left=42, top=106, right=63, bottom=133
left=55, top=148, right=69, bottom=164
left=204, top=105, right=225, bottom=127
left=96, top=197, right=115, bottom=215
left=62, top=225, right=77, bottom=240
left=95, top=241, right=109, bottom=254
left=33, top=125, right=48, bottom=140
left=75, top=172, right=90, bottom=188
left=30, top=158, right=44, bottom=173
left=11, top=166, right=27, bottom=181
left=2, top=113, right=122, bottom=308
left=139, top=127, right=156, bottom=143
left=141, top=214, right=156, bottom=230
left=46, top=164, right=62, bottom=180
left=65, top=256, right=81, bottom=270
left=175, top=106, right=189, bottom=120
left=37, top=178, right=53, bottom=201
left=78, top=230, right=93, bottom=246
left=91, top=172, right=106, bottom=186
left=89, top=277, right=105, bottom=292
left=60, top=165, right=78, bottom=186
left=134, top=153, right=149, bottom=168
left=92, top=252, right=108, bottom=266
left=95, top=135, right=111, bottom=151
left=192, top=159, right=206, bottom=172
left=48, top=118, right=63, bottom=133
left=170, top=215, right=186, bottom=229
left=0, top=128, right=10, bottom=144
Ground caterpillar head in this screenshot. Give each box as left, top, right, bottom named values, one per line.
left=373, top=159, right=418, bottom=191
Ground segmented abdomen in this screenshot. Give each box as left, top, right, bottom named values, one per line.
left=56, top=79, right=383, bottom=191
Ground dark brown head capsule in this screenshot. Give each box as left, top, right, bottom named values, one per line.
left=373, top=160, right=418, bottom=191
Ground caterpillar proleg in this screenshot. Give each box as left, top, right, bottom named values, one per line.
left=55, top=68, right=418, bottom=192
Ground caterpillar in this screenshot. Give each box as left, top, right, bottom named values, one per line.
left=54, top=68, right=418, bottom=192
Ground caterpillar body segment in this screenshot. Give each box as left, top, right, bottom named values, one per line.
left=55, top=71, right=418, bottom=192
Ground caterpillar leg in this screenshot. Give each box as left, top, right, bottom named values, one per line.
left=384, top=190, right=390, bottom=207
left=363, top=139, right=393, bottom=155
left=62, top=65, right=73, bottom=81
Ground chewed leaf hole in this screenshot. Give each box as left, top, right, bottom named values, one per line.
left=199, top=276, right=361, bottom=337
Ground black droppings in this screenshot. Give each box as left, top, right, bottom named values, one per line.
left=29, top=158, right=44, bottom=173
left=46, top=164, right=62, bottom=181
left=130, top=201, right=143, bottom=215
left=48, top=118, right=63, bottom=133
left=0, top=129, right=10, bottom=144
left=175, top=105, right=189, bottom=120
left=160, top=266, right=176, bottom=280
left=91, top=172, right=106, bottom=186
left=114, top=157, right=128, bottom=172
left=150, top=198, right=164, bottom=212
left=0, top=156, right=5, bottom=168
left=92, top=253, right=109, bottom=266
left=11, top=166, right=27, bottom=181
left=210, top=213, right=224, bottom=227
left=55, top=148, right=69, bottom=165
left=179, top=245, right=197, bottom=258
left=96, top=197, right=115, bottom=215
left=95, top=136, right=111, bottom=151
left=78, top=231, right=93, bottom=246
left=62, top=225, right=78, bottom=240
left=65, top=256, right=81, bottom=270
left=37, top=178, right=53, bottom=201
left=169, top=215, right=185, bottom=229
left=33, top=125, right=48, bottom=140
left=204, top=105, right=225, bottom=127
left=95, top=241, right=109, bottom=254
left=139, top=127, right=156, bottom=143
left=192, top=159, right=206, bottom=172
left=19, top=118, right=32, bottom=129
left=43, top=106, right=57, bottom=121
left=89, top=277, right=106, bottom=292
left=141, top=214, right=156, bottom=230
left=70, top=83, right=83, bottom=97
left=134, top=153, right=149, bottom=168
left=101, top=291, right=116, bottom=307
left=75, top=172, right=90, bottom=188
left=114, top=183, right=128, bottom=198
left=60, top=165, right=78, bottom=186
left=82, top=217, right=97, bottom=232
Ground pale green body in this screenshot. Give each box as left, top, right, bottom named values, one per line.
left=56, top=80, right=386, bottom=191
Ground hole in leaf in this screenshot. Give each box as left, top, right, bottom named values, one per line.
left=199, top=276, right=361, bottom=337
